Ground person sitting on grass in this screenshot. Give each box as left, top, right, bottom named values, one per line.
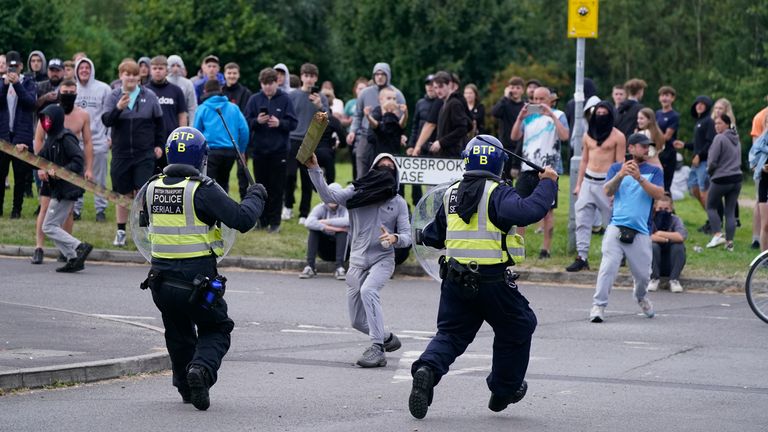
left=299, top=183, right=349, bottom=280
left=648, top=194, right=687, bottom=293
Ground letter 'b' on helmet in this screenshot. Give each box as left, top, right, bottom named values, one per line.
left=461, top=134, right=508, bottom=176
left=165, top=127, right=208, bottom=170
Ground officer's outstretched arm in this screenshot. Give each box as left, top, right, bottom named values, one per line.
left=195, top=183, right=264, bottom=233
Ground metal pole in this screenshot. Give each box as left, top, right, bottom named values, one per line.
left=567, top=37, right=585, bottom=254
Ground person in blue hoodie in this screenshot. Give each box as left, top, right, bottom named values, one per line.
left=193, top=79, right=249, bottom=194
left=245, top=68, right=298, bottom=232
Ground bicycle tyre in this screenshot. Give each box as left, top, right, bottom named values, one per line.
left=745, top=250, right=768, bottom=324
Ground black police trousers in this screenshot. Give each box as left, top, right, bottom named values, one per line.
left=411, top=274, right=537, bottom=397
left=150, top=276, right=234, bottom=394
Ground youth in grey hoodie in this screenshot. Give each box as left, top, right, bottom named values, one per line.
left=307, top=152, right=411, bottom=349
left=350, top=63, right=406, bottom=136
left=26, top=50, right=47, bottom=82
left=167, top=55, right=198, bottom=124
left=74, top=58, right=112, bottom=155
left=273, top=63, right=293, bottom=94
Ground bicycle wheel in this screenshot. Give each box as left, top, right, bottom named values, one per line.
left=745, top=251, right=768, bottom=324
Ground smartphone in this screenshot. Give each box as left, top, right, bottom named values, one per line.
left=259, top=107, right=268, bottom=115
left=625, top=153, right=634, bottom=162
left=7, top=63, right=17, bottom=74
left=310, top=85, right=320, bottom=95
left=527, top=104, right=542, bottom=114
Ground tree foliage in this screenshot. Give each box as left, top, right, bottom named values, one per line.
left=0, top=0, right=766, bottom=147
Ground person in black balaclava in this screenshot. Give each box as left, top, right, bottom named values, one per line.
left=35, top=104, right=93, bottom=272
left=566, top=101, right=627, bottom=273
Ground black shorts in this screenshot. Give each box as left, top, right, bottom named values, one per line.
left=111, top=157, right=155, bottom=195
left=516, top=170, right=557, bottom=208
left=39, top=181, right=51, bottom=197
left=759, top=174, right=768, bottom=203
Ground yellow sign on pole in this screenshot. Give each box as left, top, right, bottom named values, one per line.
left=567, top=0, right=599, bottom=38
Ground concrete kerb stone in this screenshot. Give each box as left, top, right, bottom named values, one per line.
left=0, top=352, right=170, bottom=392
left=1, top=244, right=742, bottom=293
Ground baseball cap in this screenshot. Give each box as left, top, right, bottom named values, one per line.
left=6, top=51, right=21, bottom=65
left=424, top=74, right=435, bottom=84
left=48, top=58, right=63, bottom=70
left=202, top=54, right=219, bottom=64
left=627, top=133, right=653, bottom=146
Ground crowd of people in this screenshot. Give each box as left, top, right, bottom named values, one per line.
left=1, top=49, right=766, bottom=285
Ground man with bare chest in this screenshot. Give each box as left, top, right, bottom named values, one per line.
left=567, top=102, right=626, bottom=272
left=31, top=79, right=93, bottom=264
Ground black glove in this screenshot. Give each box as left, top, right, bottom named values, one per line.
left=246, top=183, right=268, bottom=201
left=414, top=228, right=424, bottom=245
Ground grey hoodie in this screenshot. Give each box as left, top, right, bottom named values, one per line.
left=707, top=128, right=742, bottom=181
left=308, top=153, right=412, bottom=268
left=26, top=50, right=47, bottom=82
left=350, top=63, right=406, bottom=135
left=167, top=55, right=198, bottom=124
left=74, top=58, right=112, bottom=154
left=273, top=63, right=292, bottom=94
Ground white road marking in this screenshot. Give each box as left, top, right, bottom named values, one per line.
left=281, top=329, right=353, bottom=335
left=93, top=314, right=156, bottom=320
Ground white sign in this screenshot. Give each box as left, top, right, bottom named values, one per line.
left=394, top=156, right=465, bottom=185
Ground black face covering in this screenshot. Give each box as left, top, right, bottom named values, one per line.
left=653, top=210, right=672, bottom=232
left=59, top=93, right=77, bottom=114
left=346, top=164, right=398, bottom=210
left=587, top=101, right=615, bottom=146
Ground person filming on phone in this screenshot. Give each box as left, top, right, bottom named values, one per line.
left=510, top=86, right=569, bottom=259
left=589, top=133, right=665, bottom=323
left=101, top=59, right=165, bottom=247
left=0, top=50, right=38, bottom=219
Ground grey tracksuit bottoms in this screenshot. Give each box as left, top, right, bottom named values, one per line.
left=42, top=199, right=81, bottom=259
left=593, top=225, right=652, bottom=307
left=345, top=258, right=395, bottom=344
left=575, top=171, right=611, bottom=259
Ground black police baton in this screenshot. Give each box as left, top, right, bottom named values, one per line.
left=215, top=107, right=255, bottom=186
left=475, top=135, right=545, bottom=173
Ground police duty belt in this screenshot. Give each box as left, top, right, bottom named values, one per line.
left=0, top=139, right=133, bottom=208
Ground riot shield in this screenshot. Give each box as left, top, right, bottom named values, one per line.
left=411, top=182, right=452, bottom=282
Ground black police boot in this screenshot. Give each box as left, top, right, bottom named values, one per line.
left=488, top=380, right=528, bottom=412
left=187, top=366, right=211, bottom=411
left=179, top=388, right=192, bottom=404
left=408, top=366, right=435, bottom=419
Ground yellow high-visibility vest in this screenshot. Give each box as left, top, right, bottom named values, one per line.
left=444, top=180, right=524, bottom=265
left=146, top=177, right=223, bottom=259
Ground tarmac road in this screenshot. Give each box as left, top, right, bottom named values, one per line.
left=1, top=256, right=767, bottom=431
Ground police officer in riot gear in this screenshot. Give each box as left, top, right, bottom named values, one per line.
left=409, top=134, right=558, bottom=419
left=141, top=126, right=266, bottom=410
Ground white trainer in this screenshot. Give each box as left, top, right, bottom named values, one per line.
left=281, top=207, right=293, bottom=221
left=589, top=305, right=605, bottom=323
left=299, top=265, right=316, bottom=279
left=706, top=233, right=726, bottom=248
left=647, top=279, right=660, bottom=292
left=638, top=297, right=655, bottom=318
left=113, top=229, right=127, bottom=247
left=669, top=279, right=684, bottom=293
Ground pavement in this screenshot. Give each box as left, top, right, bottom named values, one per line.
left=2, top=257, right=767, bottom=431
left=0, top=244, right=745, bottom=393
